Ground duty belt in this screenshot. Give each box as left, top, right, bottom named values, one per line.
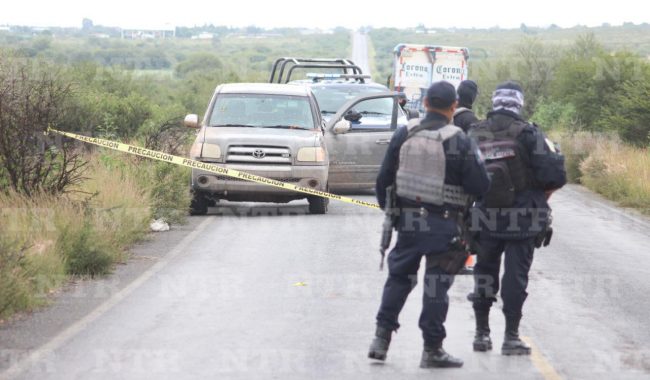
left=401, top=206, right=463, bottom=220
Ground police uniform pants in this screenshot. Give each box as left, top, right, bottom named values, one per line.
left=376, top=231, right=455, bottom=348
left=472, top=237, right=535, bottom=320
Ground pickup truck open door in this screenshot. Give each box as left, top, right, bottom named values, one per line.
left=325, top=92, right=404, bottom=191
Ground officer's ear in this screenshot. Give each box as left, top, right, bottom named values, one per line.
left=450, top=100, right=458, bottom=114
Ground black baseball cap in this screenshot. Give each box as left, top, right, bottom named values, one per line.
left=426, top=81, right=457, bottom=109
left=457, top=80, right=479, bottom=106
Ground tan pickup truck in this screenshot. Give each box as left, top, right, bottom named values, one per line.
left=185, top=82, right=402, bottom=215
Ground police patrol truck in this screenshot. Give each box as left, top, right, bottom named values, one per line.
left=390, top=44, right=469, bottom=112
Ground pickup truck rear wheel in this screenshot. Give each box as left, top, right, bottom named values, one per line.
left=308, top=196, right=328, bottom=215
left=189, top=191, right=209, bottom=216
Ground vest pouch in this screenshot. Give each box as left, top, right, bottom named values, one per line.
left=484, top=161, right=515, bottom=208
left=396, top=124, right=466, bottom=206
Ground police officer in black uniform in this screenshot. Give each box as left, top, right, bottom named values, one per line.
left=453, top=80, right=480, bottom=132
left=468, top=81, right=566, bottom=355
left=368, top=81, right=491, bottom=368
left=398, top=93, right=419, bottom=120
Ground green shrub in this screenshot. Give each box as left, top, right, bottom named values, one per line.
left=148, top=162, right=191, bottom=225
left=56, top=219, right=116, bottom=277
left=597, top=79, right=650, bottom=146
left=174, top=53, right=223, bottom=78
left=531, top=99, right=579, bottom=130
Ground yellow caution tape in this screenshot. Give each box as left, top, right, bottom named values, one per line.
left=48, top=128, right=381, bottom=210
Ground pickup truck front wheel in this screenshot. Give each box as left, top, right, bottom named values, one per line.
left=308, top=195, right=329, bottom=215
left=189, top=191, right=209, bottom=216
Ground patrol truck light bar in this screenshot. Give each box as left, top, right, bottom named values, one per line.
left=269, top=57, right=363, bottom=83
left=306, top=73, right=372, bottom=82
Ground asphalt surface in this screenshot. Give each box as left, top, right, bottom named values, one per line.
left=1, top=185, right=649, bottom=379
left=2, top=34, right=650, bottom=380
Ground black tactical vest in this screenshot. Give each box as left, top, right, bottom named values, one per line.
left=470, top=115, right=534, bottom=208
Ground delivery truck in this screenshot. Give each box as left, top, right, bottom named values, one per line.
left=390, top=44, right=469, bottom=112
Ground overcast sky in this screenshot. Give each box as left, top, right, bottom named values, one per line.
left=1, top=0, right=647, bottom=30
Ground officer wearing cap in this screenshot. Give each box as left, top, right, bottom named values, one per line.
left=368, top=81, right=490, bottom=368
left=398, top=93, right=419, bottom=120
left=468, top=81, right=566, bottom=356
left=453, top=80, right=480, bottom=132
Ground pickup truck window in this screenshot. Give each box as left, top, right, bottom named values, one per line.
left=209, top=94, right=315, bottom=130
left=311, top=86, right=385, bottom=114
left=348, top=97, right=397, bottom=131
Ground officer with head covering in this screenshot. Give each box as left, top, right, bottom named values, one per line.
left=468, top=81, right=566, bottom=356
left=368, top=81, right=490, bottom=368
left=453, top=80, right=480, bottom=132
left=398, top=93, right=420, bottom=120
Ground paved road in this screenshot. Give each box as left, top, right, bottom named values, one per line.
left=1, top=185, right=649, bottom=379
left=351, top=32, right=371, bottom=77
left=2, top=34, right=650, bottom=380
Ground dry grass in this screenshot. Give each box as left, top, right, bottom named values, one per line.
left=0, top=152, right=157, bottom=318
left=553, top=132, right=650, bottom=212
left=1, top=193, right=68, bottom=317
left=79, top=154, right=152, bottom=252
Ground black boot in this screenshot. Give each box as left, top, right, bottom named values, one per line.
left=420, top=345, right=464, bottom=368
left=473, top=309, right=492, bottom=352
left=368, top=326, right=392, bottom=361
left=502, top=317, right=531, bottom=356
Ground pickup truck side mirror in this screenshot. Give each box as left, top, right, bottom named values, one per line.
left=343, top=109, right=362, bottom=122
left=184, top=114, right=199, bottom=129
left=332, top=120, right=351, bottom=135
left=406, top=109, right=420, bottom=120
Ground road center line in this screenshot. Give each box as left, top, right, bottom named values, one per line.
left=1, top=217, right=215, bottom=380
left=522, top=336, right=563, bottom=380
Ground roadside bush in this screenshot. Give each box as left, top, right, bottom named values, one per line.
left=0, top=240, right=32, bottom=317
left=175, top=52, right=223, bottom=78
left=138, top=104, right=192, bottom=155
left=147, top=163, right=191, bottom=225
left=71, top=86, right=153, bottom=140
left=531, top=99, right=579, bottom=131
left=60, top=64, right=158, bottom=139
left=56, top=221, right=115, bottom=277
left=0, top=54, right=86, bottom=196
left=551, top=34, right=645, bottom=130
left=597, top=79, right=650, bottom=146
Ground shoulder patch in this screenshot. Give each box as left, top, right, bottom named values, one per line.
left=545, top=138, right=557, bottom=153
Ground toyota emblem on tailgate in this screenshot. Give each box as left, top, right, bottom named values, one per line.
left=252, top=149, right=266, bottom=159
